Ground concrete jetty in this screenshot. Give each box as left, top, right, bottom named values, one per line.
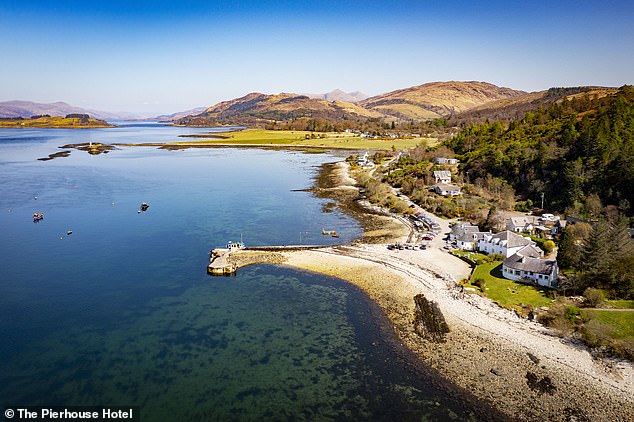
left=207, top=244, right=335, bottom=276
left=207, top=248, right=238, bottom=275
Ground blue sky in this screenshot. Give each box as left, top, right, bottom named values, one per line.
left=1, top=0, right=633, bottom=115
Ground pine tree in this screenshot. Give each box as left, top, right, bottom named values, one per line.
left=581, top=219, right=612, bottom=282
left=557, top=228, right=579, bottom=270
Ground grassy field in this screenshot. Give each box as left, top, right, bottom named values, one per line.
left=0, top=116, right=112, bottom=128
left=172, top=129, right=430, bottom=150
left=605, top=300, right=634, bottom=309
left=467, top=262, right=553, bottom=311
left=581, top=309, right=634, bottom=340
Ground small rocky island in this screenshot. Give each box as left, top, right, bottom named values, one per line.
left=38, top=142, right=117, bottom=161
left=0, top=114, right=114, bottom=128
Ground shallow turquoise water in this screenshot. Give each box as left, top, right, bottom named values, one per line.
left=0, top=125, right=480, bottom=421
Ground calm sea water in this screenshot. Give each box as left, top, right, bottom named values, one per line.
left=0, top=124, right=479, bottom=421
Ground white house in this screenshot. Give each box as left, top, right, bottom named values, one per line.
left=507, top=216, right=540, bottom=233
left=433, top=157, right=458, bottom=165
left=432, top=183, right=461, bottom=196
left=356, top=152, right=375, bottom=168
left=456, top=231, right=490, bottom=251
left=450, top=223, right=480, bottom=241
left=433, top=170, right=452, bottom=184
left=502, top=245, right=558, bottom=287
left=477, top=230, right=535, bottom=257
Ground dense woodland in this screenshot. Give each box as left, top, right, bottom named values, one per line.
left=446, top=86, right=634, bottom=217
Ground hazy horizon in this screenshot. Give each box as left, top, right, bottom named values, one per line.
left=1, top=1, right=633, bottom=115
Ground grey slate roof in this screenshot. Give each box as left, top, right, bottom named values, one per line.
left=433, top=183, right=460, bottom=191
left=503, top=245, right=555, bottom=275
left=507, top=216, right=538, bottom=228
left=433, top=170, right=451, bottom=179
left=514, top=244, right=544, bottom=258
left=451, top=223, right=479, bottom=236
left=490, top=230, right=534, bottom=248
left=456, top=231, right=489, bottom=243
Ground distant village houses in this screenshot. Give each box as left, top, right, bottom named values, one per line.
left=432, top=183, right=461, bottom=196
left=433, top=157, right=458, bottom=165
left=506, top=214, right=566, bottom=236
left=433, top=170, right=452, bottom=184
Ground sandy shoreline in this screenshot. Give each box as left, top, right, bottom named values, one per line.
left=283, top=161, right=634, bottom=421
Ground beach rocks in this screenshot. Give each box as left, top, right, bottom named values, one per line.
left=527, top=352, right=540, bottom=364
left=490, top=368, right=505, bottom=376
left=526, top=371, right=557, bottom=395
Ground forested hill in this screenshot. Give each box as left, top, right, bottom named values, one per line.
left=447, top=85, right=634, bottom=215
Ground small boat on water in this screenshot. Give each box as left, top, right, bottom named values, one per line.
left=32, top=212, right=44, bottom=222
left=322, top=228, right=339, bottom=238
left=140, top=202, right=150, bottom=212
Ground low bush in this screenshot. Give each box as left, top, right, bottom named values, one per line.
left=583, top=287, right=606, bottom=307
left=472, top=278, right=486, bottom=292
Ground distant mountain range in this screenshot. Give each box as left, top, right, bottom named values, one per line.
left=0, top=100, right=143, bottom=121
left=174, top=81, right=529, bottom=125
left=305, top=89, right=369, bottom=103
left=154, top=107, right=208, bottom=122
left=446, top=86, right=619, bottom=124
left=4, top=82, right=621, bottom=127
left=175, top=92, right=385, bottom=126
left=359, top=81, right=526, bottom=120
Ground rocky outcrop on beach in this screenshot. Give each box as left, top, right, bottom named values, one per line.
left=413, top=294, right=449, bottom=342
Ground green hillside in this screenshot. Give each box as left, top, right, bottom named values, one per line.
left=447, top=85, right=634, bottom=214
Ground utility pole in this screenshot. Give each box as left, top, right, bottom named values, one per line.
left=541, top=192, right=545, bottom=210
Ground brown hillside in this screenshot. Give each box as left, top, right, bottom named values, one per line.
left=176, top=92, right=386, bottom=126
left=359, top=81, right=526, bottom=120
left=448, top=86, right=618, bottom=124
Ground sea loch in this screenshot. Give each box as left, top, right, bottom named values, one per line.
left=0, top=123, right=478, bottom=421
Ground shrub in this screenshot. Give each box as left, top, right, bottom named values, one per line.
left=543, top=240, right=556, bottom=254
left=583, top=287, right=606, bottom=308
left=564, top=305, right=581, bottom=322
left=472, top=278, right=486, bottom=292
left=537, top=302, right=575, bottom=336
left=515, top=199, right=533, bottom=212
left=581, top=319, right=613, bottom=347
